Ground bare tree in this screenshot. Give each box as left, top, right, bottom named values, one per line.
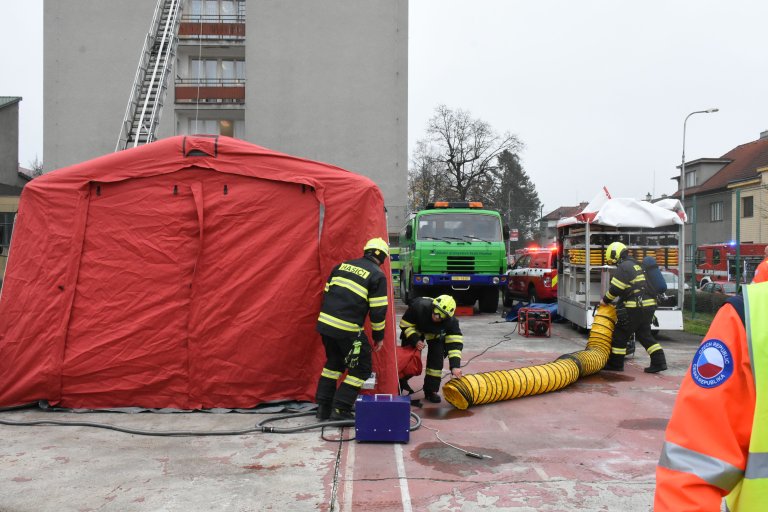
left=407, top=140, right=452, bottom=211
left=415, top=105, right=524, bottom=201
left=28, top=157, right=44, bottom=178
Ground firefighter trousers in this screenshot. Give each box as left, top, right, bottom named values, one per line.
left=315, top=334, right=372, bottom=411
left=423, top=337, right=446, bottom=394
left=611, top=306, right=658, bottom=358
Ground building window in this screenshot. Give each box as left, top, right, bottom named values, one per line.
left=186, top=0, right=243, bottom=21
left=0, top=212, right=15, bottom=249
left=710, top=201, right=723, bottom=222
left=686, top=205, right=696, bottom=224
left=685, top=244, right=694, bottom=263
left=743, top=196, right=754, bottom=218
left=189, top=58, right=245, bottom=85
left=685, top=170, right=697, bottom=188
left=186, top=118, right=244, bottom=139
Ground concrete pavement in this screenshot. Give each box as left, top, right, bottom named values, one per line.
left=0, top=303, right=705, bottom=511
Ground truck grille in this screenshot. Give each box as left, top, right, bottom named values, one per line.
left=447, top=255, right=475, bottom=273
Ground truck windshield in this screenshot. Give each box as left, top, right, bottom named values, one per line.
left=417, top=213, right=501, bottom=242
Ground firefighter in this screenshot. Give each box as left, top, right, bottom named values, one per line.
left=655, top=284, right=767, bottom=511
left=314, top=237, right=389, bottom=421
left=598, top=241, right=667, bottom=373
left=751, top=245, right=768, bottom=283
left=399, top=295, right=463, bottom=403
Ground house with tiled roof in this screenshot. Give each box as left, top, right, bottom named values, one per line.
left=674, top=130, right=768, bottom=262
left=538, top=202, right=589, bottom=245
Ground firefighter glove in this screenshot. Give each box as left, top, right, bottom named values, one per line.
left=345, top=340, right=362, bottom=368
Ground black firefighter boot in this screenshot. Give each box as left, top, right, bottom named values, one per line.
left=602, top=353, right=625, bottom=372
left=645, top=349, right=668, bottom=373
left=315, top=403, right=331, bottom=421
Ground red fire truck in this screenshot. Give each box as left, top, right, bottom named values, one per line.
left=695, top=242, right=767, bottom=285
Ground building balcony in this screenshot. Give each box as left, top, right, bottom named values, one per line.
left=179, top=14, right=245, bottom=41
left=175, top=78, right=245, bottom=104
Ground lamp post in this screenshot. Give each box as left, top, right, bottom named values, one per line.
left=680, top=108, right=718, bottom=314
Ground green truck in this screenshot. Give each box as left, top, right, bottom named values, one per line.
left=397, top=201, right=509, bottom=313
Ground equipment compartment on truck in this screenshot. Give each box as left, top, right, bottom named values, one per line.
left=557, top=217, right=683, bottom=331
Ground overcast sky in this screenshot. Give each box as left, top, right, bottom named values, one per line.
left=2, top=0, right=767, bottom=214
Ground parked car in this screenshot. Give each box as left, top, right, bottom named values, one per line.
left=657, top=270, right=689, bottom=307
left=699, top=280, right=738, bottom=296
left=503, top=247, right=558, bottom=306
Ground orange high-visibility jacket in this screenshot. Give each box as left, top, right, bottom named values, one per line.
left=655, top=286, right=767, bottom=510
left=753, top=258, right=768, bottom=284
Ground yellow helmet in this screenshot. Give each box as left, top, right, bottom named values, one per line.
left=363, top=237, right=389, bottom=259
left=432, top=295, right=457, bottom=318
left=605, top=241, right=627, bottom=265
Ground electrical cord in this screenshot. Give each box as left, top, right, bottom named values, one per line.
left=419, top=422, right=492, bottom=460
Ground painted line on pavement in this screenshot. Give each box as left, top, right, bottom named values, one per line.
left=343, top=439, right=356, bottom=511
left=395, top=443, right=413, bottom=512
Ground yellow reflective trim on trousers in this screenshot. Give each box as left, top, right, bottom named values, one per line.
left=369, top=296, right=387, bottom=307
left=329, top=276, right=368, bottom=300
left=447, top=350, right=461, bottom=358
left=371, top=320, right=385, bottom=330
left=445, top=335, right=463, bottom=343
left=647, top=343, right=662, bottom=354
left=343, top=375, right=365, bottom=388
left=321, top=368, right=342, bottom=380
left=426, top=368, right=442, bottom=377
left=612, top=347, right=627, bottom=355
left=317, top=312, right=362, bottom=332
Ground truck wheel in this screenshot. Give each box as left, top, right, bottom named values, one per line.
left=401, top=278, right=409, bottom=305
left=479, top=288, right=499, bottom=313
left=408, top=283, right=423, bottom=304
left=502, top=288, right=513, bottom=307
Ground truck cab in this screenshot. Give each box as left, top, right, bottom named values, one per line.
left=398, top=201, right=508, bottom=313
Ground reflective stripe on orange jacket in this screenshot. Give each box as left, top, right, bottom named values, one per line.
left=655, top=298, right=756, bottom=511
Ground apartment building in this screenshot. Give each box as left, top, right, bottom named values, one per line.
left=44, top=0, right=408, bottom=231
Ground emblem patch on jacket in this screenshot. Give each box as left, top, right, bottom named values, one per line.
left=691, top=339, right=733, bottom=388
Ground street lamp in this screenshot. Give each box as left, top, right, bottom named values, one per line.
left=680, top=108, right=718, bottom=314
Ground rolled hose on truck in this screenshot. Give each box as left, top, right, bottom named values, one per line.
left=442, top=304, right=618, bottom=410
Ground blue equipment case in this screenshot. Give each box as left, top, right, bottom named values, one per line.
left=355, top=394, right=410, bottom=443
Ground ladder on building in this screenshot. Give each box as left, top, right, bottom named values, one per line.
left=115, top=0, right=182, bottom=151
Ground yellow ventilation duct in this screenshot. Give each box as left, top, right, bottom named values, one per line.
left=443, top=304, right=618, bottom=410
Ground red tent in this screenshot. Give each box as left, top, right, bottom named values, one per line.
left=0, top=135, right=398, bottom=409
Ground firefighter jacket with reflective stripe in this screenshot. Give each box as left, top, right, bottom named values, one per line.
left=316, top=255, right=388, bottom=341
left=655, top=283, right=768, bottom=511
left=753, top=258, right=768, bottom=284
left=399, top=297, right=463, bottom=369
left=602, top=257, right=656, bottom=308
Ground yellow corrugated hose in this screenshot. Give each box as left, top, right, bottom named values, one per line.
left=442, top=304, right=618, bottom=410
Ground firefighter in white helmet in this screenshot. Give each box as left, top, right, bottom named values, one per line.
left=315, top=237, right=389, bottom=421
left=399, top=294, right=464, bottom=403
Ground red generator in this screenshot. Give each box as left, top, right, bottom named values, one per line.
left=517, top=307, right=552, bottom=337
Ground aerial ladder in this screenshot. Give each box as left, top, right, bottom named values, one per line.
left=116, top=0, right=182, bottom=151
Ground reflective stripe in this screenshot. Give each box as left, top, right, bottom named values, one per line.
left=369, top=296, right=388, bottom=307
left=745, top=452, right=768, bottom=479
left=371, top=320, right=385, bottom=331
left=321, top=368, right=342, bottom=380
left=625, top=298, right=657, bottom=308
left=552, top=274, right=558, bottom=287
left=399, top=319, right=415, bottom=328
left=343, top=375, right=365, bottom=388
left=612, top=347, right=627, bottom=355
left=611, top=277, right=630, bottom=290
left=318, top=312, right=362, bottom=332
left=425, top=333, right=439, bottom=340
left=447, top=350, right=461, bottom=358
left=659, top=441, right=744, bottom=491
left=324, top=283, right=330, bottom=292
left=329, top=276, right=369, bottom=300
left=403, top=327, right=418, bottom=338
left=606, top=291, right=618, bottom=301
left=426, top=368, right=442, bottom=377
left=647, top=343, right=662, bottom=354
left=445, top=335, right=463, bottom=344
